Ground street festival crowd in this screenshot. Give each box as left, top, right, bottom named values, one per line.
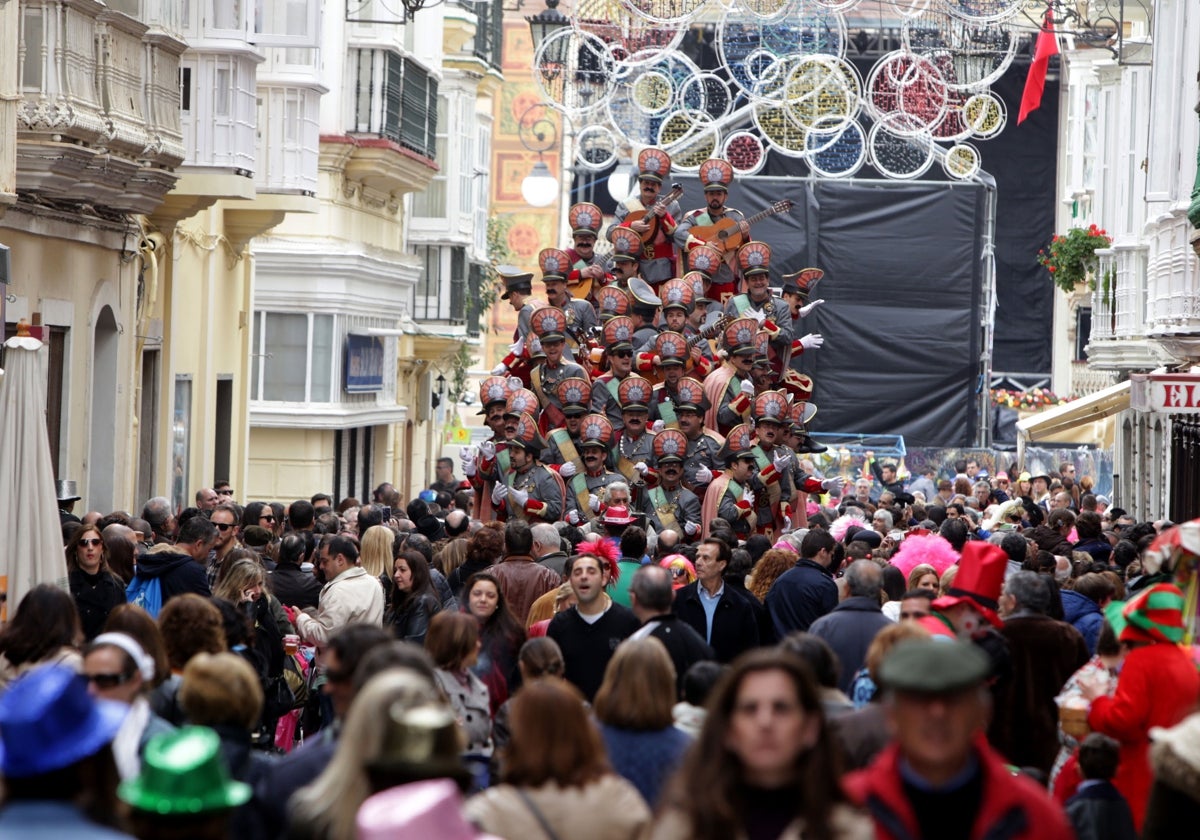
left=3, top=150, right=1200, bottom=839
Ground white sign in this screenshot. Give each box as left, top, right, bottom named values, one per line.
left=1138, top=374, right=1200, bottom=414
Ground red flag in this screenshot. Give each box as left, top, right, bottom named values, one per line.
left=1019, top=10, right=1060, bottom=124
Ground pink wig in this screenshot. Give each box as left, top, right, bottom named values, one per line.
left=660, top=555, right=697, bottom=589
left=889, top=533, right=959, bottom=578
left=830, top=511, right=868, bottom=543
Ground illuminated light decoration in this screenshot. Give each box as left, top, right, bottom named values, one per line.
left=574, top=0, right=688, bottom=68
left=868, top=119, right=935, bottom=180
left=631, top=71, right=676, bottom=115
left=963, top=92, right=1006, bottom=140
left=753, top=101, right=808, bottom=158
left=723, top=131, right=767, bottom=175
left=806, top=121, right=866, bottom=178
left=717, top=1, right=847, bottom=99
left=619, top=0, right=708, bottom=25
left=942, top=0, right=1024, bottom=24
left=929, top=89, right=972, bottom=143
left=533, top=27, right=615, bottom=116
left=867, top=51, right=949, bottom=137
left=944, top=143, right=982, bottom=181
left=575, top=124, right=619, bottom=170
left=783, top=54, right=861, bottom=135
left=679, top=73, right=733, bottom=122
left=659, top=113, right=720, bottom=170
left=903, top=9, right=1018, bottom=92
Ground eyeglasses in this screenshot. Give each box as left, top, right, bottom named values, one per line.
left=613, top=350, right=633, bottom=358
left=217, top=488, right=234, bottom=495
left=86, top=672, right=131, bottom=689
left=213, top=522, right=235, bottom=531
left=79, top=538, right=102, bottom=548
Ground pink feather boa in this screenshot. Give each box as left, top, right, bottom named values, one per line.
left=830, top=512, right=869, bottom=543
left=889, top=533, right=959, bottom=578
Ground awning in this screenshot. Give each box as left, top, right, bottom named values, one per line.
left=1016, top=380, right=1130, bottom=465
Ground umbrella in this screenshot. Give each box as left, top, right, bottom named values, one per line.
left=0, top=321, right=68, bottom=620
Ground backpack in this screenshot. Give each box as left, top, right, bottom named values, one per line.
left=126, top=575, right=163, bottom=618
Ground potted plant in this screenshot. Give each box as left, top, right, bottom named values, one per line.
left=1037, top=224, right=1112, bottom=294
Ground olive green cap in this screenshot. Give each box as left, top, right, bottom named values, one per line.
left=878, top=639, right=990, bottom=695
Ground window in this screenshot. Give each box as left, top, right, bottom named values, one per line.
left=251, top=311, right=335, bottom=402
left=172, top=377, right=192, bottom=514
left=471, top=0, right=503, bottom=68
left=20, top=7, right=43, bottom=91
left=353, top=50, right=438, bottom=161
left=412, top=95, right=450, bottom=217
left=1075, top=307, right=1091, bottom=361
left=179, top=66, right=192, bottom=112
left=413, top=245, right=442, bottom=320
left=253, top=0, right=320, bottom=48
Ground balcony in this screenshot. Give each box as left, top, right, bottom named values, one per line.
left=1086, top=243, right=1172, bottom=370
left=1146, top=210, right=1200, bottom=362
left=16, top=0, right=185, bottom=213
left=256, top=85, right=320, bottom=196
left=413, top=245, right=468, bottom=326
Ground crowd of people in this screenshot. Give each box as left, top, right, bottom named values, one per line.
left=0, top=145, right=1197, bottom=838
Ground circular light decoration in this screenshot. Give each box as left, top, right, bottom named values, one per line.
left=738, top=0, right=793, bottom=21
left=717, top=1, right=848, bottom=99
left=533, top=27, right=615, bottom=116
left=660, top=111, right=720, bottom=168
left=619, top=0, right=707, bottom=26
left=575, top=124, right=619, bottom=171
left=867, top=50, right=948, bottom=137
left=929, top=88, right=972, bottom=142
left=888, top=0, right=930, bottom=17
left=943, top=143, right=981, bottom=180
left=812, top=0, right=862, bottom=11
left=963, top=91, right=1006, bottom=139
left=806, top=120, right=866, bottom=178
left=868, top=119, right=934, bottom=180
left=679, top=73, right=733, bottom=121
left=783, top=54, right=862, bottom=135
left=723, top=131, right=767, bottom=175
left=631, top=70, right=676, bottom=115
left=574, top=0, right=687, bottom=68
left=903, top=9, right=1018, bottom=91
left=605, top=50, right=701, bottom=147
left=943, top=0, right=1024, bottom=24
left=753, top=101, right=808, bottom=158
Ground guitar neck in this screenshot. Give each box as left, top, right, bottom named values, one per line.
left=745, top=206, right=784, bottom=226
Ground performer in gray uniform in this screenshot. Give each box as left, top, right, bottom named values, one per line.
left=641, top=429, right=702, bottom=541
left=672, top=377, right=723, bottom=500
left=565, top=414, right=623, bottom=526
left=490, top=412, right=565, bottom=525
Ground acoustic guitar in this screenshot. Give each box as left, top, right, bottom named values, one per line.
left=625, top=182, right=684, bottom=243
left=642, top=315, right=732, bottom=386
left=687, top=199, right=795, bottom=254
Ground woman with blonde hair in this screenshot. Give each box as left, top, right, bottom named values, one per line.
left=593, top=637, right=691, bottom=807
left=359, top=524, right=394, bottom=585
left=287, top=669, right=444, bottom=840
left=435, top=537, right=469, bottom=579
left=466, top=678, right=651, bottom=839
left=906, top=563, right=939, bottom=593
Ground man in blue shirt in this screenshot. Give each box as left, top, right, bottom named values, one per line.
left=672, top=537, right=760, bottom=662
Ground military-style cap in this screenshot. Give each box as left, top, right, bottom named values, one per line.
left=509, top=412, right=548, bottom=453
left=498, top=265, right=534, bottom=300
left=595, top=285, right=632, bottom=320
left=738, top=241, right=772, bottom=277
left=674, top=377, right=709, bottom=413
left=719, top=424, right=757, bottom=464
left=618, top=375, right=653, bottom=412
left=723, top=317, right=758, bottom=356
left=653, top=429, right=688, bottom=463
left=789, top=399, right=818, bottom=430
left=477, top=375, right=513, bottom=415
left=530, top=306, right=567, bottom=342
left=698, top=158, right=733, bottom=192
left=538, top=249, right=571, bottom=282
left=782, top=370, right=814, bottom=403
left=681, top=271, right=709, bottom=305
left=611, top=228, right=642, bottom=263
left=505, top=388, right=540, bottom=418
left=637, top=147, right=671, bottom=184
left=557, top=377, right=591, bottom=416
left=752, top=330, right=770, bottom=365
left=878, top=639, right=990, bottom=695
left=628, top=276, right=662, bottom=312
left=569, top=202, right=603, bottom=237
left=654, top=331, right=689, bottom=366
left=658, top=278, right=694, bottom=312
left=579, top=413, right=614, bottom=449
left=781, top=267, right=824, bottom=303
left=753, top=390, right=789, bottom=425
left=688, top=245, right=723, bottom=279
left=603, top=315, right=636, bottom=352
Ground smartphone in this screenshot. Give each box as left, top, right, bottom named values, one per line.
left=381, top=506, right=392, bottom=521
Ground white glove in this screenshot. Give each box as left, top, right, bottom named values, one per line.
left=694, top=465, right=714, bottom=484
left=651, top=420, right=665, bottom=433
left=491, top=483, right=508, bottom=505
left=588, top=493, right=600, bottom=513
left=743, top=489, right=756, bottom=508
left=798, top=299, right=824, bottom=317
left=821, top=476, right=845, bottom=495
left=509, top=487, right=529, bottom=507
left=508, top=376, right=524, bottom=391
left=781, top=515, right=792, bottom=533
left=529, top=337, right=542, bottom=355
left=559, top=461, right=577, bottom=478
left=491, top=363, right=507, bottom=375
left=479, top=440, right=496, bottom=460
left=739, top=379, right=755, bottom=398
left=684, top=521, right=700, bottom=536
left=634, top=461, right=649, bottom=477
left=772, top=449, right=791, bottom=473
left=461, top=447, right=477, bottom=477
left=799, top=333, right=824, bottom=351
left=509, top=336, right=526, bottom=356
left=568, top=509, right=583, bottom=525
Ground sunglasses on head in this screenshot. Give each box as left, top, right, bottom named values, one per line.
left=86, top=672, right=131, bottom=689
left=79, top=538, right=103, bottom=547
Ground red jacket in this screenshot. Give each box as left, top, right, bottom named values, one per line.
left=844, top=735, right=1073, bottom=840
left=1087, top=641, right=1200, bottom=830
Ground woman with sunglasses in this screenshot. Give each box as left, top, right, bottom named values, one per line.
left=241, top=501, right=278, bottom=535
left=82, top=632, right=175, bottom=780
left=66, top=525, right=128, bottom=641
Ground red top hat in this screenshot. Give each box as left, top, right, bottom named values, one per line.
left=699, top=158, right=733, bottom=191
left=478, top=376, right=513, bottom=412
left=782, top=267, right=824, bottom=303
left=602, top=316, right=635, bottom=351
left=505, top=388, right=540, bottom=417
left=568, top=202, right=603, bottom=237
left=595, top=286, right=631, bottom=319
left=753, top=390, right=789, bottom=424
left=557, top=377, right=591, bottom=414
left=720, top=424, right=756, bottom=463
left=654, top=331, right=688, bottom=366
left=538, top=248, right=571, bottom=281
left=932, top=541, right=1009, bottom=628
left=682, top=271, right=709, bottom=302
left=618, top=375, right=653, bottom=411
left=674, top=377, right=708, bottom=412
left=723, top=317, right=758, bottom=356
left=530, top=306, right=567, bottom=342
left=510, top=412, right=547, bottom=453
left=602, top=504, right=637, bottom=526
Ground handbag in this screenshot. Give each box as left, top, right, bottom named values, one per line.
left=516, top=789, right=563, bottom=840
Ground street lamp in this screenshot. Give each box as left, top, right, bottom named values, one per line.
left=521, top=157, right=559, bottom=207
left=435, top=373, right=446, bottom=396
left=517, top=105, right=561, bottom=209
left=526, top=0, right=570, bottom=57
left=607, top=162, right=634, bottom=202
